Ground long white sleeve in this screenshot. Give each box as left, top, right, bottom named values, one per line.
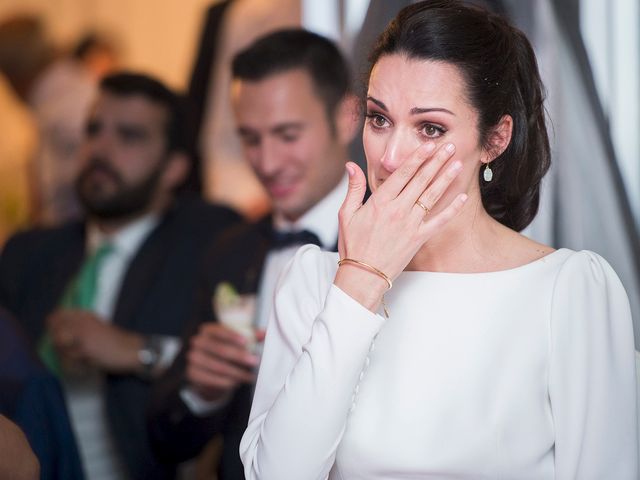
left=240, top=245, right=386, bottom=480
left=549, top=251, right=638, bottom=478
left=241, top=247, right=639, bottom=479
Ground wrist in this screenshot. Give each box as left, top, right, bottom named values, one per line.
left=136, top=335, right=163, bottom=379
left=334, top=263, right=389, bottom=313
left=192, top=385, right=230, bottom=403
left=100, top=331, right=144, bottom=373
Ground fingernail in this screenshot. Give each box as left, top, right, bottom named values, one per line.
left=460, top=193, right=469, bottom=203
left=445, top=143, right=455, bottom=153
left=424, top=142, right=436, bottom=153
left=247, top=354, right=260, bottom=365
left=451, top=161, right=462, bottom=171
left=345, top=163, right=355, bottom=177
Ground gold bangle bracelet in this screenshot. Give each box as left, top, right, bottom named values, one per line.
left=337, top=258, right=393, bottom=290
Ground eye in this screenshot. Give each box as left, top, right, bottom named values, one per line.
left=420, top=123, right=446, bottom=138
left=240, top=135, right=260, bottom=147
left=277, top=126, right=303, bottom=143
left=117, top=126, right=148, bottom=144
left=365, top=112, right=390, bottom=130
left=86, top=120, right=101, bottom=138
left=281, top=133, right=300, bottom=143
left=238, top=130, right=261, bottom=148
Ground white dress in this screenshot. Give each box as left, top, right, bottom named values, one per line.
left=240, top=245, right=638, bottom=479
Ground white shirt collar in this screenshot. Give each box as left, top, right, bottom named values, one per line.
left=272, top=173, right=348, bottom=249
left=87, top=213, right=160, bottom=258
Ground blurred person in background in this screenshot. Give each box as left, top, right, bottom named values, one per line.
left=30, top=31, right=120, bottom=226
left=189, top=0, right=300, bottom=219
left=148, top=29, right=358, bottom=480
left=0, top=72, right=241, bottom=480
left=0, top=306, right=84, bottom=479
left=0, top=15, right=52, bottom=246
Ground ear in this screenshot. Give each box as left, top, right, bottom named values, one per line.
left=481, top=114, right=513, bottom=164
left=161, top=152, right=190, bottom=191
left=334, top=93, right=360, bottom=145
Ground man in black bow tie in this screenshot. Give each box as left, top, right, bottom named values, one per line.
left=148, top=29, right=358, bottom=479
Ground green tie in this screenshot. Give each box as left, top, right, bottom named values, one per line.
left=38, top=243, right=114, bottom=375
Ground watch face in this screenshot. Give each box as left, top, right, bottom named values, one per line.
left=138, top=335, right=170, bottom=378
left=138, top=348, right=156, bottom=366
left=139, top=338, right=159, bottom=364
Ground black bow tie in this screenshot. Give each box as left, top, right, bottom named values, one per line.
left=271, top=229, right=322, bottom=250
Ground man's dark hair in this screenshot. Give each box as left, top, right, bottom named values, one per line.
left=231, top=29, right=351, bottom=124
left=100, top=72, right=195, bottom=159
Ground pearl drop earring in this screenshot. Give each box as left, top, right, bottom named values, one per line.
left=483, top=163, right=493, bottom=182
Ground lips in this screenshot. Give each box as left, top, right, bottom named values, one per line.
left=266, top=179, right=299, bottom=199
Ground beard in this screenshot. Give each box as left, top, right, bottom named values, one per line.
left=75, top=157, right=165, bottom=221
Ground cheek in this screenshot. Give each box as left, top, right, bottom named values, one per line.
left=119, top=145, right=161, bottom=179
left=452, top=138, right=482, bottom=169
left=363, top=129, right=384, bottom=170
left=363, top=130, right=385, bottom=190
left=448, top=140, right=484, bottom=191
left=244, top=146, right=260, bottom=169
left=77, top=143, right=93, bottom=167
left=296, top=132, right=328, bottom=173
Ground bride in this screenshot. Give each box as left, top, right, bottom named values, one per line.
left=240, top=1, right=638, bottom=478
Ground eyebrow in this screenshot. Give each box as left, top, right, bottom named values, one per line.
left=237, top=127, right=257, bottom=137
left=116, top=123, right=151, bottom=138
left=237, top=122, right=305, bottom=137
left=366, top=96, right=455, bottom=116
left=272, top=122, right=304, bottom=135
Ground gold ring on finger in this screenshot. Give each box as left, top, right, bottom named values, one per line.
left=415, top=200, right=430, bottom=215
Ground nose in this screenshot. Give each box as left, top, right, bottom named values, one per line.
left=84, top=127, right=112, bottom=160
left=379, top=128, right=420, bottom=173
left=254, top=138, right=282, bottom=177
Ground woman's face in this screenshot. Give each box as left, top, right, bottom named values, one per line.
left=364, top=54, right=486, bottom=212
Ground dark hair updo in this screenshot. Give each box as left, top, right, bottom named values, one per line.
left=369, top=0, right=550, bottom=232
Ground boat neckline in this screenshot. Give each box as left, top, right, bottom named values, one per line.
left=396, top=248, right=570, bottom=277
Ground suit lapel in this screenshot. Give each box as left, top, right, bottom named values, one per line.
left=111, top=213, right=173, bottom=330
left=240, top=216, right=274, bottom=294
left=49, top=225, right=86, bottom=307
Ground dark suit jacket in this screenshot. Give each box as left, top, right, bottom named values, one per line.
left=148, top=216, right=338, bottom=480
left=148, top=216, right=272, bottom=480
left=0, top=195, right=241, bottom=480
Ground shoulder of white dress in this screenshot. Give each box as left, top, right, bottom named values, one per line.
left=555, top=249, right=621, bottom=286
left=550, top=249, right=630, bottom=315
left=275, top=245, right=339, bottom=301
left=290, top=244, right=339, bottom=277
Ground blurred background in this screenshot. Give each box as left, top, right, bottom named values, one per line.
left=0, top=0, right=212, bottom=90
left=0, top=0, right=638, bottom=342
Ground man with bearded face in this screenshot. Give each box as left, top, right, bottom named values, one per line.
left=0, top=73, right=241, bottom=480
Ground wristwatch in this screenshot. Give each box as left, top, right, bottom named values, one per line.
left=138, top=335, right=163, bottom=378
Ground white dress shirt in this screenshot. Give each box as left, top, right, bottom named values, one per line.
left=64, top=214, right=159, bottom=480
left=254, top=173, right=346, bottom=331
left=181, top=175, right=348, bottom=415
left=241, top=246, right=638, bottom=479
